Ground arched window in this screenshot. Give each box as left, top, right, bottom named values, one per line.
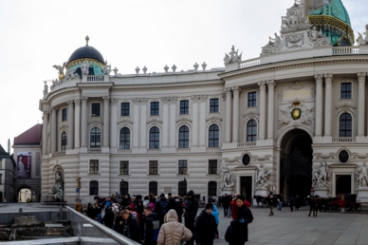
left=89, top=181, right=99, bottom=195
left=90, top=127, right=101, bottom=148
left=149, top=127, right=160, bottom=149
left=120, top=180, right=129, bottom=196
left=178, top=126, right=189, bottom=148
left=149, top=181, right=158, bottom=196
left=120, top=127, right=130, bottom=149
left=208, top=181, right=217, bottom=197
left=339, top=113, right=352, bottom=137
left=208, top=124, right=219, bottom=147
left=178, top=180, right=187, bottom=197
left=247, top=120, right=257, bottom=142
left=61, top=132, right=67, bottom=151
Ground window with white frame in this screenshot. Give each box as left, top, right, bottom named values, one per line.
left=90, top=127, right=101, bottom=148
left=178, top=126, right=189, bottom=148
left=208, top=124, right=219, bottom=147
left=178, top=160, right=188, bottom=174
left=120, top=161, right=129, bottom=175
left=61, top=132, right=67, bottom=151
left=119, top=127, right=130, bottom=149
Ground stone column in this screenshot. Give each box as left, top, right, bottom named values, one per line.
left=324, top=74, right=333, bottom=136
left=232, top=87, right=241, bottom=142
left=267, top=81, right=276, bottom=139
left=74, top=99, right=81, bottom=148
left=191, top=96, right=199, bottom=147
left=133, top=99, right=140, bottom=148
left=258, top=81, right=266, bottom=140
left=103, top=96, right=110, bottom=147
left=199, top=95, right=207, bottom=146
left=81, top=97, right=88, bottom=147
left=169, top=98, right=177, bottom=147
left=110, top=99, right=118, bottom=149
left=357, top=73, right=366, bottom=137
left=140, top=99, right=148, bottom=148
left=42, top=111, right=49, bottom=154
left=50, top=108, right=57, bottom=152
left=225, top=88, right=232, bottom=143
left=67, top=100, right=74, bottom=149
left=162, top=98, right=169, bottom=147
left=315, top=75, right=323, bottom=136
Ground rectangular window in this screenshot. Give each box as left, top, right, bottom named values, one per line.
left=149, top=161, right=158, bottom=175
left=91, top=103, right=101, bottom=117
left=178, top=160, right=188, bottom=175
left=208, top=160, right=218, bottom=174
left=248, top=92, right=257, bottom=107
left=121, top=102, right=130, bottom=116
left=89, top=160, right=99, bottom=174
left=90, top=181, right=99, bottom=195
left=180, top=100, right=189, bottom=114
left=120, top=161, right=129, bottom=175
left=150, top=102, right=159, bottom=116
left=341, top=83, right=351, bottom=99
left=62, top=108, right=67, bottom=121
left=210, top=98, right=219, bottom=113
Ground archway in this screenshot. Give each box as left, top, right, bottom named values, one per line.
left=18, top=188, right=32, bottom=202
left=280, top=129, right=313, bottom=203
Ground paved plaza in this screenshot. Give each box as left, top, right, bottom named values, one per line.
left=214, top=206, right=368, bottom=245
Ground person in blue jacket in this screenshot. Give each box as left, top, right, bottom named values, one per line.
left=211, top=201, right=220, bottom=238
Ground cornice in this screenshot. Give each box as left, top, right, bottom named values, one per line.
left=112, top=81, right=224, bottom=91
left=220, top=57, right=368, bottom=81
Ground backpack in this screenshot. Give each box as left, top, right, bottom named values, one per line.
left=158, top=200, right=169, bottom=215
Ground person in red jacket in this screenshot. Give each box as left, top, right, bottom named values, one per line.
left=230, top=194, right=251, bottom=220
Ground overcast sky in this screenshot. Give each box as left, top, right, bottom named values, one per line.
left=0, top=0, right=367, bottom=151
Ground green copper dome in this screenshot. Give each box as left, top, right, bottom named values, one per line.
left=308, top=0, right=354, bottom=46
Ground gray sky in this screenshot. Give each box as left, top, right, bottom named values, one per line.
left=0, top=0, right=367, bottom=151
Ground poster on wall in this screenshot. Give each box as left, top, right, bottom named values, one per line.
left=17, top=152, right=31, bottom=179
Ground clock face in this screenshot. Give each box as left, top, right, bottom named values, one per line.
left=291, top=108, right=301, bottom=120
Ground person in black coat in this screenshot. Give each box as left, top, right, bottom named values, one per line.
left=143, top=206, right=160, bottom=245
left=114, top=210, right=141, bottom=243
left=194, top=203, right=217, bottom=245
left=184, top=190, right=198, bottom=245
left=173, top=195, right=184, bottom=223
left=101, top=207, right=114, bottom=228
left=226, top=195, right=253, bottom=245
left=155, top=193, right=170, bottom=227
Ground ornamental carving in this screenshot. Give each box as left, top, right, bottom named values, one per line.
left=278, top=100, right=314, bottom=130
left=356, top=25, right=368, bottom=46
left=224, top=45, right=242, bottom=64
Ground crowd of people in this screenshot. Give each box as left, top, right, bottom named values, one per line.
left=79, top=190, right=253, bottom=245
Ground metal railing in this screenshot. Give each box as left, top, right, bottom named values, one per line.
left=0, top=206, right=140, bottom=245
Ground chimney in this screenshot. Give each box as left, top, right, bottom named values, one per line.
left=7, top=139, right=10, bottom=154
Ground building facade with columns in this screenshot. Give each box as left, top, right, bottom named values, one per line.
left=37, top=0, right=368, bottom=204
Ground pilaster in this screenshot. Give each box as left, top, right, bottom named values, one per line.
left=42, top=111, right=49, bottom=154
left=102, top=96, right=110, bottom=149
left=258, top=81, right=266, bottom=140
left=267, top=81, right=276, bottom=140
left=81, top=97, right=88, bottom=148
left=357, top=73, right=366, bottom=137
left=232, top=87, right=241, bottom=143
left=315, top=75, right=323, bottom=137
left=225, top=88, right=232, bottom=143
left=324, top=74, right=333, bottom=136
left=74, top=99, right=81, bottom=148
left=110, top=99, right=118, bottom=151
left=50, top=108, right=57, bottom=152
left=67, top=100, right=74, bottom=149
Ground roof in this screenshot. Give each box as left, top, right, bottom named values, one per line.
left=309, top=0, right=351, bottom=27
left=14, top=124, right=42, bottom=145
left=0, top=144, right=8, bottom=156
left=67, top=45, right=105, bottom=64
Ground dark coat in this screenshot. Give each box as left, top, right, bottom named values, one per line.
left=194, top=210, right=217, bottom=245
left=113, top=214, right=140, bottom=242
left=184, top=190, right=198, bottom=221
left=234, top=204, right=253, bottom=244
left=225, top=220, right=248, bottom=245
left=144, top=212, right=159, bottom=245
left=101, top=208, right=114, bottom=228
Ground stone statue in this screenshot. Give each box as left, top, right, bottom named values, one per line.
left=49, top=169, right=63, bottom=201
left=55, top=169, right=62, bottom=185
left=313, top=162, right=329, bottom=188
left=219, top=160, right=235, bottom=190
left=256, top=164, right=270, bottom=188
left=81, top=60, right=89, bottom=75
left=356, top=25, right=368, bottom=46
left=309, top=26, right=324, bottom=41
left=53, top=62, right=67, bottom=80
left=356, top=162, right=368, bottom=187
left=224, top=45, right=242, bottom=64
left=104, top=61, right=111, bottom=75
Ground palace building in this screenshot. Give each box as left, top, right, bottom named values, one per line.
left=25, top=0, right=368, bottom=204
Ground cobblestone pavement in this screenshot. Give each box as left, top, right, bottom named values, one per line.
left=214, top=206, right=368, bottom=245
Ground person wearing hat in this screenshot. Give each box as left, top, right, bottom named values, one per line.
left=194, top=203, right=217, bottom=245
left=225, top=195, right=253, bottom=245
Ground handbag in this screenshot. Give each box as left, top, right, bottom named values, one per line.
left=168, top=225, right=179, bottom=245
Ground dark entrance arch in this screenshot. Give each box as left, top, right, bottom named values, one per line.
left=280, top=129, right=313, bottom=202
